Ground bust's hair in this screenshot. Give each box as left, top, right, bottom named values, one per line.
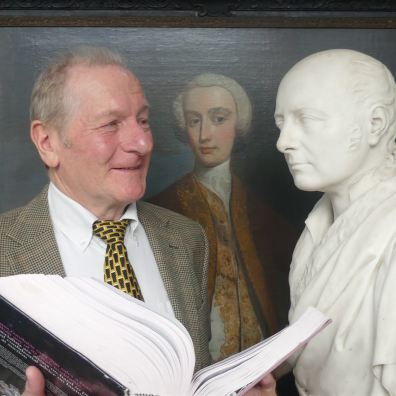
left=300, top=49, right=396, bottom=148
left=173, top=73, right=252, bottom=143
left=348, top=54, right=396, bottom=146
left=30, top=46, right=127, bottom=132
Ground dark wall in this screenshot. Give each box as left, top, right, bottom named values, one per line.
left=2, top=27, right=395, bottom=226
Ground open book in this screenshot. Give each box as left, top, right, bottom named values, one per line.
left=0, top=275, right=330, bottom=396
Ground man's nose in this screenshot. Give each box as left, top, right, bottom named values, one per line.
left=121, top=121, right=153, bottom=154
left=199, top=119, right=214, bottom=142
left=276, top=121, right=296, bottom=153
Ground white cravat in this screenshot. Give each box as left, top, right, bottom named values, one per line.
left=48, top=182, right=174, bottom=318
left=194, top=160, right=232, bottom=211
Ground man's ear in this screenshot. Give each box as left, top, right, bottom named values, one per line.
left=368, top=105, right=389, bottom=147
left=30, top=120, right=60, bottom=168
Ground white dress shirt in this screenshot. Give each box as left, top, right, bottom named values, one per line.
left=48, top=182, right=174, bottom=318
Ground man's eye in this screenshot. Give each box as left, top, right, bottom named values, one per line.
left=300, top=115, right=323, bottom=126
left=274, top=117, right=284, bottom=129
left=188, top=118, right=200, bottom=127
left=138, top=118, right=150, bottom=130
left=213, top=116, right=226, bottom=124
left=102, top=120, right=119, bottom=130
left=211, top=111, right=230, bottom=125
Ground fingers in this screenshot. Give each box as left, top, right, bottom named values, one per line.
left=259, top=374, right=276, bottom=391
left=22, top=366, right=45, bottom=396
left=244, top=374, right=277, bottom=396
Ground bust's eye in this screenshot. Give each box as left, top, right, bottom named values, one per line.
left=274, top=117, right=284, bottom=129
left=299, top=114, right=324, bottom=128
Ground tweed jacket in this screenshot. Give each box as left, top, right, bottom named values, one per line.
left=0, top=186, right=211, bottom=371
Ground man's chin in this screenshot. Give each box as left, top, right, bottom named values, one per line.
left=114, top=186, right=146, bottom=207
left=293, top=178, right=321, bottom=192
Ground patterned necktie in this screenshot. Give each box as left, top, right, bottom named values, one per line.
left=92, top=219, right=144, bottom=301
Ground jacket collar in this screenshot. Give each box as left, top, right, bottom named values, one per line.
left=7, top=186, right=65, bottom=276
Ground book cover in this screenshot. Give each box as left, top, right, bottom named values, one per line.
left=0, top=296, right=128, bottom=396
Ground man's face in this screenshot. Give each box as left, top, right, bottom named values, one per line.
left=184, top=86, right=237, bottom=167
left=49, top=64, right=153, bottom=217
left=274, top=61, right=370, bottom=194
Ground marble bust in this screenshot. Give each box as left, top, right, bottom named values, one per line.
left=275, top=49, right=396, bottom=395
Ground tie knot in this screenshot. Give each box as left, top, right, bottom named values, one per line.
left=92, top=219, right=131, bottom=245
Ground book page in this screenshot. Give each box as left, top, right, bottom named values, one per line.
left=191, top=307, right=331, bottom=396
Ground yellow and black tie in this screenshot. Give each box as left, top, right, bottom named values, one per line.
left=92, top=219, right=144, bottom=301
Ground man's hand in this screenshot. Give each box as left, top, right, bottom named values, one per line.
left=22, top=366, right=45, bottom=396
left=20, top=366, right=277, bottom=396
left=244, top=374, right=277, bottom=396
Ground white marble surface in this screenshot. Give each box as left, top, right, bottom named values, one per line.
left=275, top=49, right=396, bottom=395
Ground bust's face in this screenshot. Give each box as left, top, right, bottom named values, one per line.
left=183, top=86, right=237, bottom=167
left=274, top=59, right=370, bottom=194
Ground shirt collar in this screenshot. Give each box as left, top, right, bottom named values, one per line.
left=194, top=159, right=232, bottom=205
left=304, top=193, right=333, bottom=246
left=48, top=182, right=138, bottom=251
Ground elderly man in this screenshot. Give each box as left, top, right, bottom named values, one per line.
left=0, top=47, right=276, bottom=396
left=275, top=49, right=396, bottom=394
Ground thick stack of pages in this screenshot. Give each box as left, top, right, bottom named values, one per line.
left=0, top=275, right=331, bottom=396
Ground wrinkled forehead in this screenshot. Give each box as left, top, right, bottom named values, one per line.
left=59, top=64, right=146, bottom=126
left=65, top=63, right=142, bottom=94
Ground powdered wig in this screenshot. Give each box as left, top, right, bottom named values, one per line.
left=30, top=46, right=127, bottom=132
left=173, top=73, right=252, bottom=143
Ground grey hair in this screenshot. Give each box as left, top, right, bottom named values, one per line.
left=173, top=73, right=252, bottom=143
left=30, top=46, right=127, bottom=132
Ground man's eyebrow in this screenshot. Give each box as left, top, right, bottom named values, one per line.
left=137, top=104, right=150, bottom=116
left=95, top=104, right=150, bottom=120
left=297, top=108, right=327, bottom=118
left=209, top=107, right=232, bottom=113
left=95, top=109, right=123, bottom=120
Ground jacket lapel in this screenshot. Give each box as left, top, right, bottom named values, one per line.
left=7, top=186, right=65, bottom=276
left=137, top=201, right=186, bottom=324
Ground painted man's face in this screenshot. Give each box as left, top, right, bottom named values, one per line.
left=184, top=86, right=237, bottom=167
left=274, top=60, right=370, bottom=194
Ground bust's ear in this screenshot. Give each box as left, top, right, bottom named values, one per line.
left=30, top=120, right=60, bottom=168
left=368, top=105, right=389, bottom=147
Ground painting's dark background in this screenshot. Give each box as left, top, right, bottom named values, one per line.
left=2, top=26, right=396, bottom=227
